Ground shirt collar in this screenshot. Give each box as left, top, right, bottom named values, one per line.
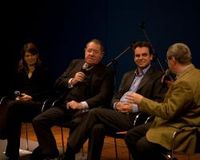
left=136, top=64, right=151, bottom=76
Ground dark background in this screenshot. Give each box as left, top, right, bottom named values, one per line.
left=1, top=0, right=200, bottom=95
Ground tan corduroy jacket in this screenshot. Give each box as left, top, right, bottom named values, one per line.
left=140, top=64, right=200, bottom=153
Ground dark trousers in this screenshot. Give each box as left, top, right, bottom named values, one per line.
left=125, top=123, right=167, bottom=160
left=32, top=105, right=85, bottom=157
left=68, top=108, right=135, bottom=160
left=5, top=100, right=41, bottom=159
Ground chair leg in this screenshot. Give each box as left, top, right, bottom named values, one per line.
left=25, top=123, right=29, bottom=150
left=114, top=137, right=119, bottom=160
left=60, top=127, right=65, bottom=153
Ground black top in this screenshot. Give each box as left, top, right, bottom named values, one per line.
left=13, top=64, right=53, bottom=102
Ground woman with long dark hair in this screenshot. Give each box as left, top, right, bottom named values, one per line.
left=4, top=42, right=53, bottom=160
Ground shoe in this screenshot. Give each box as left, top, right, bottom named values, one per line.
left=31, top=146, right=59, bottom=160
left=4, top=155, right=19, bottom=160
left=62, top=146, right=75, bottom=160
left=42, top=157, right=60, bottom=160
left=31, top=146, right=43, bottom=160
left=4, top=152, right=19, bottom=160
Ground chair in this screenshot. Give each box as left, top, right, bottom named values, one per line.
left=0, top=96, right=11, bottom=140
left=163, top=126, right=200, bottom=160
left=110, top=113, right=153, bottom=160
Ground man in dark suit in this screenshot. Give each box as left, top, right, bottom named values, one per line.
left=31, top=39, right=114, bottom=160
left=63, top=41, right=168, bottom=160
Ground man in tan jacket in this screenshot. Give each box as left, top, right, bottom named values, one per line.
left=124, top=43, right=200, bottom=160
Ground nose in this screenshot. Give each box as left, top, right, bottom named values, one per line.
left=89, top=51, right=95, bottom=56
left=138, top=56, right=143, bottom=60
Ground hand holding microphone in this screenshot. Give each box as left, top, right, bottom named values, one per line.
left=70, top=63, right=91, bottom=86
left=14, top=90, right=32, bottom=101
left=161, top=69, right=176, bottom=87
left=71, top=72, right=86, bottom=86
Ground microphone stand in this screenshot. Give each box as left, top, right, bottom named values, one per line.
left=139, top=22, right=175, bottom=81
left=106, top=46, right=131, bottom=67
left=139, top=22, right=165, bottom=72
left=106, top=45, right=131, bottom=89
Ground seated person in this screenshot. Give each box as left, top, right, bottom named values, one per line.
left=3, top=42, right=53, bottom=160
left=31, top=39, right=115, bottom=160
left=125, top=42, right=200, bottom=160
left=63, top=41, right=168, bottom=160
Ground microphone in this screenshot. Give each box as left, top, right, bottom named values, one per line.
left=14, top=90, right=22, bottom=97
left=161, top=69, right=175, bottom=83
left=81, top=63, right=92, bottom=75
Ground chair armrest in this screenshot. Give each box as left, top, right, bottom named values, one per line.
left=133, top=113, right=142, bottom=126
left=41, top=95, right=63, bottom=112
left=0, top=96, right=10, bottom=105
left=116, top=131, right=128, bottom=135
left=169, top=126, right=200, bottom=159
left=144, top=115, right=154, bottom=124
left=51, top=98, right=62, bottom=107
left=41, top=98, right=52, bottom=112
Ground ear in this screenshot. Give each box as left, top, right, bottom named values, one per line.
left=150, top=54, right=154, bottom=61
left=171, top=56, right=176, bottom=62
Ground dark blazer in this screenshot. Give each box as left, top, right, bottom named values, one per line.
left=112, top=66, right=167, bottom=122
left=54, top=59, right=114, bottom=108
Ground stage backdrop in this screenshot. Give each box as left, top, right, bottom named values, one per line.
left=1, top=0, right=200, bottom=95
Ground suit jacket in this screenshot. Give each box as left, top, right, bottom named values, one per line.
left=54, top=59, right=114, bottom=108
left=112, top=66, right=167, bottom=122
left=140, top=64, right=200, bottom=153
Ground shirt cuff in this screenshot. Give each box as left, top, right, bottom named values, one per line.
left=113, top=102, right=118, bottom=110
left=68, top=78, right=74, bottom=88
left=80, top=101, right=89, bottom=109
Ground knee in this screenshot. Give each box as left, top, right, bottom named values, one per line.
left=88, top=108, right=102, bottom=118
left=89, top=108, right=101, bottom=114
left=124, top=129, right=138, bottom=147
left=124, top=131, right=131, bottom=146
left=32, top=114, right=42, bottom=126
left=89, top=107, right=106, bottom=116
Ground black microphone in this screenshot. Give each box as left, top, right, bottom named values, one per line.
left=14, top=90, right=22, bottom=97
left=161, top=69, right=176, bottom=83
left=81, top=63, right=92, bottom=75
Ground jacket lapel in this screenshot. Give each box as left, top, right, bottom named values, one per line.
left=137, top=67, right=153, bottom=91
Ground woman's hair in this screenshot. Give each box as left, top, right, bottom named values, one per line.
left=18, top=42, right=41, bottom=72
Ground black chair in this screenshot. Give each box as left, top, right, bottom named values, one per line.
left=108, top=112, right=153, bottom=160
left=163, top=126, right=200, bottom=160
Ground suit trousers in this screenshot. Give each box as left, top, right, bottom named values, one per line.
left=5, top=100, right=42, bottom=158
left=68, top=107, right=136, bottom=160
left=125, top=122, right=167, bottom=160
left=32, top=105, right=86, bottom=157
